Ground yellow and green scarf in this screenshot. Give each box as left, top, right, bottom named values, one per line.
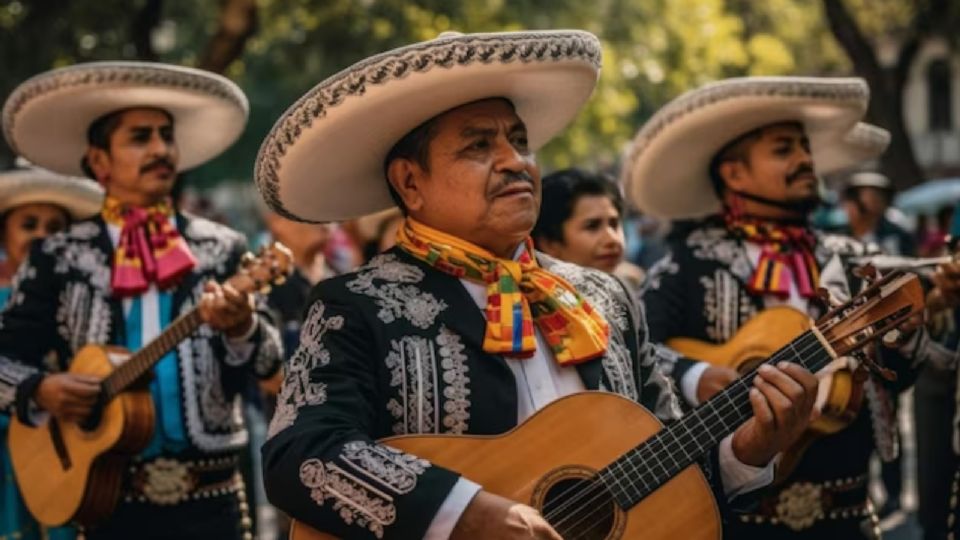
left=396, top=218, right=609, bottom=365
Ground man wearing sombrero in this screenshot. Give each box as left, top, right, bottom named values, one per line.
left=258, top=31, right=819, bottom=539
left=627, top=77, right=943, bottom=539
left=0, top=62, right=282, bottom=538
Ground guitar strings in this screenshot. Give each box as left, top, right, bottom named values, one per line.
left=539, top=337, right=812, bottom=527
left=542, top=333, right=828, bottom=534
left=545, top=335, right=825, bottom=534
left=545, top=294, right=909, bottom=535
left=546, top=335, right=830, bottom=537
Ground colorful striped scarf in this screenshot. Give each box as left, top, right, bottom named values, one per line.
left=102, top=197, right=196, bottom=298
left=396, top=219, right=609, bottom=365
left=727, top=216, right=819, bottom=298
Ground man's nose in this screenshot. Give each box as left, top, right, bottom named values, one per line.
left=493, top=139, right=527, bottom=173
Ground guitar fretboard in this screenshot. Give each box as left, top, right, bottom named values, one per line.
left=598, top=330, right=833, bottom=509
left=100, top=309, right=203, bottom=400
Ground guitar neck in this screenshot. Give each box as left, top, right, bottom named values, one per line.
left=101, top=308, right=203, bottom=400
left=600, top=330, right=834, bottom=509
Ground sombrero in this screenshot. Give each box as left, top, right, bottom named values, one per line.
left=623, top=76, right=870, bottom=219
left=818, top=122, right=890, bottom=175
left=3, top=62, right=249, bottom=176
left=0, top=165, right=104, bottom=219
left=255, top=30, right=602, bottom=223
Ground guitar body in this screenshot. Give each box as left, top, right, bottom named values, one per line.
left=291, top=392, right=720, bottom=540
left=667, top=306, right=812, bottom=373
left=8, top=344, right=155, bottom=527
left=667, top=306, right=864, bottom=481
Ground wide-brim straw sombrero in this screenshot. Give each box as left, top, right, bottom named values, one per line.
left=255, top=30, right=602, bottom=223
left=0, top=166, right=104, bottom=219
left=3, top=62, right=249, bottom=176
left=623, top=76, right=870, bottom=219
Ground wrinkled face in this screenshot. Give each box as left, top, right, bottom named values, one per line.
left=3, top=203, right=69, bottom=267
left=388, top=99, right=541, bottom=257
left=541, top=195, right=624, bottom=273
left=720, top=122, right=819, bottom=209
left=86, top=108, right=179, bottom=205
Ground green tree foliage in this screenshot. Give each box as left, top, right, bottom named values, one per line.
left=1, top=0, right=953, bottom=187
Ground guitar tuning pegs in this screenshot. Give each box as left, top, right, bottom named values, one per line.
left=274, top=275, right=287, bottom=286
left=240, top=252, right=255, bottom=267
left=260, top=284, right=272, bottom=295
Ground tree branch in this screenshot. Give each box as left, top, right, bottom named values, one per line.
left=198, top=0, right=258, bottom=74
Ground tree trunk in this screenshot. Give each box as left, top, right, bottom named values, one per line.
left=132, top=0, right=164, bottom=61
left=822, top=0, right=927, bottom=190
left=198, top=0, right=258, bottom=74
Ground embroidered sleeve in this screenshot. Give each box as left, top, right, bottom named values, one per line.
left=262, top=297, right=463, bottom=539
left=0, top=240, right=67, bottom=415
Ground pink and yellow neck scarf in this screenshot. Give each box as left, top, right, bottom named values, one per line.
left=726, top=215, right=820, bottom=299
left=396, top=218, right=609, bottom=365
left=102, top=196, right=196, bottom=298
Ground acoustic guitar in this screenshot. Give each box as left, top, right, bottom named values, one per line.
left=8, top=243, right=293, bottom=528
left=667, top=306, right=868, bottom=482
left=291, top=270, right=923, bottom=540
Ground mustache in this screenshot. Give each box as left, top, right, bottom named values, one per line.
left=785, top=163, right=816, bottom=184
left=140, top=158, right=175, bottom=174
left=490, top=171, right=534, bottom=194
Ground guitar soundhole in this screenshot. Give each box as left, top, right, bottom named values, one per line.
left=533, top=466, right=624, bottom=540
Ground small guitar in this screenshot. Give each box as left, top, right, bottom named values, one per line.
left=291, top=270, right=924, bottom=540
left=667, top=306, right=868, bottom=482
left=8, top=243, right=293, bottom=527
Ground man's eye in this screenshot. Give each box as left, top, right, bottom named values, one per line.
left=513, top=135, right=529, bottom=149
left=584, top=219, right=601, bottom=231
left=469, top=139, right=489, bottom=150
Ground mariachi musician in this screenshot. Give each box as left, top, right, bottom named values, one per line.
left=0, top=62, right=283, bottom=539
left=627, top=76, right=945, bottom=539
left=258, top=30, right=820, bottom=539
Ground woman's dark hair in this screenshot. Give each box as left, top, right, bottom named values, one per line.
left=532, top=168, right=624, bottom=246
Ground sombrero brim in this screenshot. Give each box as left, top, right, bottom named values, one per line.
left=817, top=122, right=890, bottom=175
left=255, top=30, right=602, bottom=223
left=0, top=168, right=104, bottom=219
left=3, top=62, right=249, bottom=176
left=624, top=77, right=869, bottom=219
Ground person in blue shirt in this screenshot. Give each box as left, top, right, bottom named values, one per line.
left=0, top=62, right=283, bottom=539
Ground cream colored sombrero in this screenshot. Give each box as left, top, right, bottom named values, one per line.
left=623, top=76, right=870, bottom=219
left=255, top=30, right=602, bottom=222
left=818, top=122, right=890, bottom=175
left=3, top=62, right=249, bottom=176
left=0, top=165, right=104, bottom=219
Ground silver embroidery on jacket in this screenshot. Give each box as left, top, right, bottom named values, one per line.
left=268, top=301, right=344, bottom=438
left=385, top=336, right=438, bottom=435
left=299, top=458, right=397, bottom=539
left=347, top=254, right=447, bottom=329
left=341, top=441, right=430, bottom=495
left=438, top=328, right=471, bottom=434
left=0, top=356, right=38, bottom=410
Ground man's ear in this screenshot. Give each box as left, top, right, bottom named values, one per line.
left=718, top=160, right=746, bottom=192
left=387, top=158, right=425, bottom=212
left=86, top=147, right=111, bottom=184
